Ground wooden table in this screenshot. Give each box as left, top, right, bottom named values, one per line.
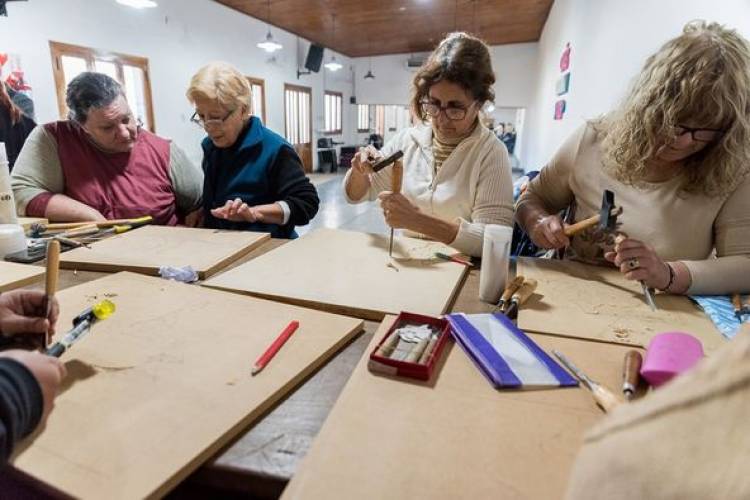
left=12, top=241, right=636, bottom=499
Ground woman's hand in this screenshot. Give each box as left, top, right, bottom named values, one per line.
left=351, top=146, right=381, bottom=177
left=604, top=236, right=670, bottom=289
left=0, top=290, right=59, bottom=340
left=527, top=214, right=570, bottom=249
left=211, top=198, right=264, bottom=223
left=378, top=192, right=422, bottom=230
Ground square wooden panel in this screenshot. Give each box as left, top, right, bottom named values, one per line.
left=203, top=228, right=469, bottom=321
left=59, top=226, right=269, bottom=279
left=12, top=272, right=363, bottom=499
left=0, top=261, right=45, bottom=292
left=517, top=258, right=723, bottom=352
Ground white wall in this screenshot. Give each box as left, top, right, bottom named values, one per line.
left=351, top=42, right=539, bottom=167
left=0, top=0, right=357, bottom=169
left=525, top=0, right=750, bottom=171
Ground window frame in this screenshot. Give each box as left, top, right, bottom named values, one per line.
left=246, top=76, right=266, bottom=124
left=357, top=104, right=370, bottom=133
left=49, top=40, right=156, bottom=132
left=323, top=90, right=343, bottom=135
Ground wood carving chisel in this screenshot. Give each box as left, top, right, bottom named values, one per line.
left=388, top=159, right=403, bottom=258
left=44, top=240, right=61, bottom=346
left=553, top=350, right=623, bottom=413
left=496, top=275, right=525, bottom=310
left=622, top=350, right=643, bottom=400
left=371, top=150, right=404, bottom=172
left=503, top=278, right=538, bottom=321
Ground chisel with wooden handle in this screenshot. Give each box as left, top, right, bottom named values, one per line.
left=622, top=350, right=643, bottom=400
left=44, top=240, right=60, bottom=346
left=553, top=350, right=623, bottom=413
left=388, top=160, right=403, bottom=258
left=496, top=275, right=525, bottom=310
left=503, top=278, right=538, bottom=320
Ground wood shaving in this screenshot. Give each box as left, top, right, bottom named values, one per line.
left=386, top=261, right=399, bottom=272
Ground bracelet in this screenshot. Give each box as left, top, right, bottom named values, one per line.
left=661, top=262, right=676, bottom=292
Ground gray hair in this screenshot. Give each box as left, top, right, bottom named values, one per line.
left=66, top=72, right=124, bottom=123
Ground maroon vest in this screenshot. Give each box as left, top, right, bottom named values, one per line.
left=44, top=121, right=178, bottom=225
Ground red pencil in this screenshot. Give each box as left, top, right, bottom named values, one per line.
left=252, top=320, right=300, bottom=375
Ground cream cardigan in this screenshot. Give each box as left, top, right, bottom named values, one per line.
left=344, top=123, right=514, bottom=257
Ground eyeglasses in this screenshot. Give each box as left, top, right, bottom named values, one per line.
left=674, top=125, right=724, bottom=143
left=190, top=108, right=237, bottom=129
left=420, top=101, right=476, bottom=121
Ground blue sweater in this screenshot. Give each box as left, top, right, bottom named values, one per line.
left=201, top=117, right=319, bottom=238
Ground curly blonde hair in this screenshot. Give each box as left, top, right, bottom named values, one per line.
left=597, top=21, right=750, bottom=196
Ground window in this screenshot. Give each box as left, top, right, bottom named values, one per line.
left=357, top=104, right=370, bottom=132
left=324, top=90, right=342, bottom=135
left=49, top=41, right=155, bottom=132
left=246, top=76, right=266, bottom=124
left=375, top=105, right=386, bottom=137
left=284, top=83, right=313, bottom=172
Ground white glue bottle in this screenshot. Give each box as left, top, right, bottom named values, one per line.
left=0, top=143, right=19, bottom=224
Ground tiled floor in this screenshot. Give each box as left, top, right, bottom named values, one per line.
left=297, top=172, right=389, bottom=237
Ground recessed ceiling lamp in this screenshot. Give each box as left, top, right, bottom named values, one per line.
left=257, top=0, right=283, bottom=53
left=116, top=0, right=158, bottom=8
left=324, top=14, right=343, bottom=71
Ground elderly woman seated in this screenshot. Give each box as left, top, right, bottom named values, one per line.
left=186, top=62, right=319, bottom=238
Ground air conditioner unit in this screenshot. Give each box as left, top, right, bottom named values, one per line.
left=406, top=55, right=426, bottom=69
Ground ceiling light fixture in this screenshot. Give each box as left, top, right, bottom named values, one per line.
left=116, top=0, right=158, bottom=8
left=364, top=39, right=375, bottom=79
left=257, top=0, right=283, bottom=53
left=324, top=14, right=343, bottom=71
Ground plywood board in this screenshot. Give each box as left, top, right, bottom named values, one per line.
left=517, top=258, right=723, bottom=352
left=203, top=228, right=469, bottom=321
left=0, top=261, right=44, bottom=291
left=59, top=225, right=269, bottom=279
left=12, top=272, right=363, bottom=500
left=282, top=317, right=636, bottom=500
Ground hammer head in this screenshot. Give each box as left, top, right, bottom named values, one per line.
left=597, top=189, right=622, bottom=233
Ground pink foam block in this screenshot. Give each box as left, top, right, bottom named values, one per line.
left=640, top=332, right=704, bottom=387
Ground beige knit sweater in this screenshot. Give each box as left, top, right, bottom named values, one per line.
left=344, top=123, right=514, bottom=257
left=517, top=123, right=750, bottom=295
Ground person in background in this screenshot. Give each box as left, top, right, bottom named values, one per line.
left=516, top=21, right=750, bottom=296
left=0, top=81, right=35, bottom=171
left=501, top=123, right=516, bottom=155
left=344, top=32, right=514, bottom=258
left=11, top=72, right=202, bottom=223
left=0, top=290, right=65, bottom=462
left=186, top=62, right=319, bottom=238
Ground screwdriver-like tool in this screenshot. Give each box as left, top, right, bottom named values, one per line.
left=45, top=300, right=116, bottom=358
left=553, top=350, right=623, bottom=413
left=622, top=350, right=643, bottom=400
left=388, top=160, right=403, bottom=258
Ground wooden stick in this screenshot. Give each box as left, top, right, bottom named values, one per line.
left=44, top=240, right=61, bottom=346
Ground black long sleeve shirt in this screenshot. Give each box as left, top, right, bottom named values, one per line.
left=0, top=358, right=42, bottom=463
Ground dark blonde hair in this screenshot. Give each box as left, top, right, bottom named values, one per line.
left=411, top=32, right=495, bottom=121
left=0, top=82, right=22, bottom=125
left=598, top=20, right=750, bottom=196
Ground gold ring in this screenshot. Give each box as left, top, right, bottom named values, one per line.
left=626, top=258, right=640, bottom=270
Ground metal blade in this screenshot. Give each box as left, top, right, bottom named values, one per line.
left=641, top=281, right=657, bottom=311
left=552, top=350, right=596, bottom=390
left=388, top=228, right=394, bottom=257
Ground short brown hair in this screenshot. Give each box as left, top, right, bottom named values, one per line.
left=411, top=32, right=495, bottom=121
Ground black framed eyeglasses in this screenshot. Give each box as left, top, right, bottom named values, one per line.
left=420, top=101, right=475, bottom=121
left=674, top=125, right=724, bottom=143
left=190, top=108, right=237, bottom=129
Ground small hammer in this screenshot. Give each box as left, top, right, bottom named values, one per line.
left=564, top=189, right=622, bottom=237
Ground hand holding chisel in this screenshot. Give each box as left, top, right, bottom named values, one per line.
left=504, top=278, right=538, bottom=321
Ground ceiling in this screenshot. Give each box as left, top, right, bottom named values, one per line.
left=213, top=0, right=554, bottom=58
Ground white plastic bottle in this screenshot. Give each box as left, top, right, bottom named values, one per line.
left=0, top=142, right=18, bottom=224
